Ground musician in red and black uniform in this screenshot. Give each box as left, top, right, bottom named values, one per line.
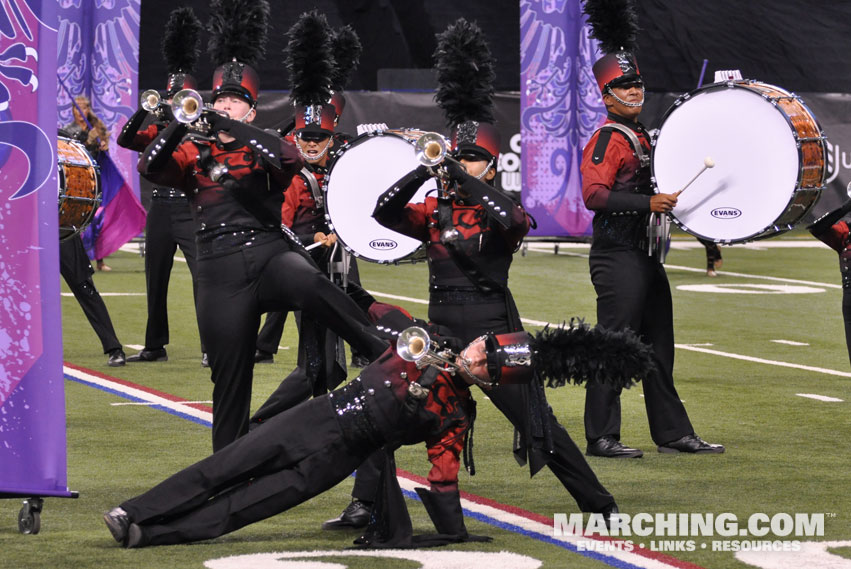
left=137, top=1, right=386, bottom=452
left=369, top=16, right=618, bottom=536
left=808, top=199, right=851, bottom=366
left=102, top=308, right=498, bottom=548
left=117, top=7, right=206, bottom=366
left=250, top=103, right=362, bottom=417
left=579, top=37, right=723, bottom=457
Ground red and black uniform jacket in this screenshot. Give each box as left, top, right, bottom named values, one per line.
left=372, top=164, right=530, bottom=290
left=117, top=108, right=162, bottom=152
left=813, top=220, right=851, bottom=288
left=137, top=121, right=302, bottom=255
left=581, top=112, right=654, bottom=251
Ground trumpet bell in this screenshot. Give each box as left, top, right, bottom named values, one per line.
left=140, top=89, right=161, bottom=112
left=396, top=326, right=431, bottom=362
left=171, top=89, right=204, bottom=124
left=415, top=132, right=448, bottom=167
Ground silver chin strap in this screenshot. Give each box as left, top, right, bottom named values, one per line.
left=607, top=85, right=645, bottom=108
left=473, top=159, right=495, bottom=180
left=297, top=138, right=332, bottom=162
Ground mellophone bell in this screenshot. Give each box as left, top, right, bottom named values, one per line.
left=648, top=78, right=827, bottom=259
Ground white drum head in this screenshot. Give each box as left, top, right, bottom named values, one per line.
left=325, top=132, right=437, bottom=263
left=653, top=86, right=800, bottom=242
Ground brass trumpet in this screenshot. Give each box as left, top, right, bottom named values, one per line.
left=396, top=326, right=461, bottom=374
left=170, top=89, right=205, bottom=123
left=168, top=89, right=231, bottom=138
left=413, top=132, right=467, bottom=184
left=414, top=132, right=449, bottom=167
left=140, top=89, right=162, bottom=113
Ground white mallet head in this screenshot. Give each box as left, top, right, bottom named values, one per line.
left=704, top=156, right=715, bottom=168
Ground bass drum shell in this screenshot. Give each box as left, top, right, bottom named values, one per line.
left=57, top=136, right=101, bottom=242
left=652, top=81, right=825, bottom=243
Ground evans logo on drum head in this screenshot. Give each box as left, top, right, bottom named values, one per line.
left=369, top=239, right=398, bottom=250
left=710, top=208, right=742, bottom=219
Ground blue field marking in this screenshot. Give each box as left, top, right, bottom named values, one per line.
left=65, top=373, right=213, bottom=428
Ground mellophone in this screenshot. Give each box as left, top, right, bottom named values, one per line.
left=651, top=79, right=826, bottom=252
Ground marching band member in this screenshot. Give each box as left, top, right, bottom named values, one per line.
left=104, top=312, right=653, bottom=548
left=136, top=0, right=386, bottom=452
left=117, top=7, right=207, bottom=367
left=367, top=17, right=618, bottom=538
left=580, top=0, right=723, bottom=457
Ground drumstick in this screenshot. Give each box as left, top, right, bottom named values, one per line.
left=675, top=157, right=715, bottom=196
left=305, top=241, right=323, bottom=251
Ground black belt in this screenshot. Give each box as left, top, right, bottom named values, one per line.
left=196, top=229, right=279, bottom=258
left=429, top=285, right=505, bottom=305
left=152, top=187, right=186, bottom=200
left=328, top=377, right=384, bottom=451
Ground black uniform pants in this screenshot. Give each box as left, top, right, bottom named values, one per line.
left=59, top=236, right=121, bottom=354
left=587, top=249, right=693, bottom=446
left=196, top=238, right=386, bottom=451
left=429, top=297, right=615, bottom=513
left=121, top=395, right=372, bottom=546
left=143, top=197, right=201, bottom=351
left=255, top=251, right=361, bottom=354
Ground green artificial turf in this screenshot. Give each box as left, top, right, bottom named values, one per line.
left=1, top=235, right=849, bottom=569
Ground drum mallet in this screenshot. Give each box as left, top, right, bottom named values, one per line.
left=675, top=157, right=715, bottom=196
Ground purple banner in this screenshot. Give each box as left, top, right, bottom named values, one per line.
left=0, top=0, right=72, bottom=497
left=57, top=0, right=140, bottom=199
left=520, top=0, right=605, bottom=237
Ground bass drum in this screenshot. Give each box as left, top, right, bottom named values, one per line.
left=652, top=80, right=826, bottom=243
left=57, top=136, right=101, bottom=241
left=325, top=130, right=438, bottom=263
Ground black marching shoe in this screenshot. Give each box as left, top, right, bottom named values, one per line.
left=126, top=348, right=167, bottom=362
left=586, top=435, right=644, bottom=458
left=201, top=352, right=210, bottom=368
left=601, top=503, right=619, bottom=531
left=103, top=507, right=130, bottom=545
left=254, top=349, right=274, bottom=364
left=107, top=348, right=126, bottom=367
left=658, top=434, right=725, bottom=454
left=322, top=499, right=372, bottom=530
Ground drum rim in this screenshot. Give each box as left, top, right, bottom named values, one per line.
left=324, top=130, right=429, bottom=264
left=57, top=139, right=102, bottom=242
left=650, top=79, right=826, bottom=244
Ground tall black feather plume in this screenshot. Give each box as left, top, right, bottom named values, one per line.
left=330, top=25, right=361, bottom=92
left=284, top=10, right=335, bottom=106
left=433, top=18, right=496, bottom=128
left=533, top=319, right=656, bottom=390
left=162, top=7, right=202, bottom=74
left=582, top=0, right=640, bottom=54
left=207, top=0, right=270, bottom=66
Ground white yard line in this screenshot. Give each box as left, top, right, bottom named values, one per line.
left=795, top=393, right=844, bottom=402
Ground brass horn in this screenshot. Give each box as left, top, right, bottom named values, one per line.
left=415, top=132, right=448, bottom=167
left=171, top=89, right=204, bottom=124
left=140, top=89, right=162, bottom=112
left=396, top=326, right=461, bottom=373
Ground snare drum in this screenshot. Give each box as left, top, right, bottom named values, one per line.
left=57, top=137, right=101, bottom=241
left=325, top=131, right=439, bottom=263
left=652, top=80, right=826, bottom=243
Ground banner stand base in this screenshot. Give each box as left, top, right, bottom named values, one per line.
left=0, top=491, right=80, bottom=535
